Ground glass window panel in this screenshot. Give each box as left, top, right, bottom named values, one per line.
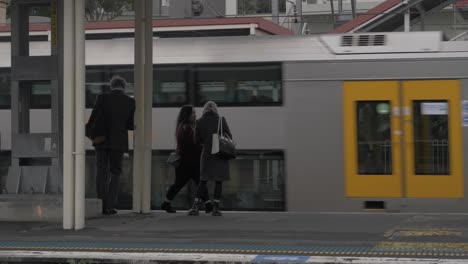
left=153, top=66, right=188, bottom=106
left=0, top=69, right=11, bottom=109
left=413, top=100, right=450, bottom=175
left=356, top=101, right=392, bottom=175
left=30, top=81, right=51, bottom=109
left=237, top=0, right=286, bottom=14
left=195, top=63, right=282, bottom=106
left=91, top=151, right=286, bottom=211
left=86, top=67, right=111, bottom=108
left=85, top=151, right=285, bottom=211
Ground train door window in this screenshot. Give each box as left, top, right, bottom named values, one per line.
left=153, top=65, right=188, bottom=106
left=0, top=69, right=11, bottom=109
left=356, top=101, right=392, bottom=175
left=412, top=100, right=449, bottom=175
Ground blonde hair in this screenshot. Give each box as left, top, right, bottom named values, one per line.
left=203, top=101, right=218, bottom=114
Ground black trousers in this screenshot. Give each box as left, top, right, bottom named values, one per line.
left=166, top=159, right=208, bottom=202
left=96, top=148, right=124, bottom=210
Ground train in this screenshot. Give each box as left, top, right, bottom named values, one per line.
left=1, top=31, right=468, bottom=212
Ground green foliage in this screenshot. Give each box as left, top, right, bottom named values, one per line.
left=5, top=0, right=134, bottom=21
left=85, top=0, right=134, bottom=21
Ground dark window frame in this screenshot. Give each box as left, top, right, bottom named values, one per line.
left=0, top=62, right=283, bottom=109
left=193, top=62, right=283, bottom=107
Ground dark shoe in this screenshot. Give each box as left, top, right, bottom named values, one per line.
left=204, top=201, right=213, bottom=214
left=188, top=200, right=200, bottom=216
left=212, top=201, right=222, bottom=216
left=161, top=202, right=176, bottom=213
left=103, top=208, right=117, bottom=215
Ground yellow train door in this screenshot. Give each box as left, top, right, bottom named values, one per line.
left=344, top=81, right=402, bottom=197
left=344, top=80, right=463, bottom=198
left=403, top=80, right=463, bottom=198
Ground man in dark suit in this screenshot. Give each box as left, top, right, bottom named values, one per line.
left=86, top=76, right=135, bottom=215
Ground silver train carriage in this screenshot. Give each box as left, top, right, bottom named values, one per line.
left=0, top=31, right=468, bottom=212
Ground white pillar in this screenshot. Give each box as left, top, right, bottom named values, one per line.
left=404, top=0, right=410, bottom=32
left=404, top=9, right=410, bottom=32
left=296, top=0, right=302, bottom=30
left=74, top=0, right=86, bottom=230
left=133, top=0, right=143, bottom=213
left=133, top=0, right=153, bottom=213
left=226, top=0, right=237, bottom=16
left=272, top=0, right=279, bottom=24
left=62, top=0, right=75, bottom=230
left=142, top=0, right=153, bottom=214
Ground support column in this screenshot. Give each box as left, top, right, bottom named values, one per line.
left=142, top=0, right=153, bottom=214
left=404, top=0, right=410, bottom=32
left=226, top=0, right=237, bottom=17
left=63, top=0, right=86, bottom=230
left=351, top=0, right=356, bottom=19
left=272, top=0, right=279, bottom=24
left=62, top=0, right=75, bottom=230
left=74, top=0, right=86, bottom=230
left=133, top=0, right=153, bottom=214
left=296, top=0, right=302, bottom=32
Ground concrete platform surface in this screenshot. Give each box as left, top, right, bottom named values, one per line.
left=2, top=211, right=468, bottom=263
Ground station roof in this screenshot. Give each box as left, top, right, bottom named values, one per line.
left=0, top=17, right=293, bottom=35
left=333, top=0, right=459, bottom=33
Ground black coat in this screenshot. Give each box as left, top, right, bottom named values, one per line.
left=87, top=90, right=135, bottom=151
left=196, top=111, right=232, bottom=182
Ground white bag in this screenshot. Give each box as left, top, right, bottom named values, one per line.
left=211, top=133, right=220, bottom=154
left=211, top=116, right=222, bottom=154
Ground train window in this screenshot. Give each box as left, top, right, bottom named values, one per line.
left=86, top=67, right=110, bottom=108
left=144, top=150, right=285, bottom=211
left=85, top=66, right=134, bottom=108
left=0, top=69, right=11, bottom=109
left=194, top=63, right=282, bottom=106
left=85, top=150, right=285, bottom=211
left=153, top=66, right=188, bottom=106
left=356, top=101, right=392, bottom=175
left=413, top=100, right=450, bottom=175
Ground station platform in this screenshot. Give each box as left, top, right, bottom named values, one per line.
left=1, top=211, right=468, bottom=263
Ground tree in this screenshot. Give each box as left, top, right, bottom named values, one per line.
left=85, top=0, right=134, bottom=22
left=238, top=0, right=256, bottom=15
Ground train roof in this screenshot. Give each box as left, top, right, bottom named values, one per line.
left=0, top=31, right=467, bottom=68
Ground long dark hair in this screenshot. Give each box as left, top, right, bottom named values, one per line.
left=176, top=105, right=194, bottom=135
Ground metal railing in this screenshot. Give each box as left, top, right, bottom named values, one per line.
left=415, top=139, right=449, bottom=175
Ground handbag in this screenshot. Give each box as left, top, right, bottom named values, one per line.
left=86, top=96, right=106, bottom=143
left=167, top=151, right=181, bottom=168
left=211, top=116, right=236, bottom=160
